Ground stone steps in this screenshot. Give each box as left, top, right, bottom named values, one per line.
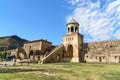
left=41, top=44, right=64, bottom=63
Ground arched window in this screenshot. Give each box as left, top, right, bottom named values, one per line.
left=115, top=56, right=117, bottom=59
left=96, top=56, right=97, bottom=59
left=71, top=37, right=73, bottom=40
left=29, top=46, right=31, bottom=49
left=29, top=50, right=33, bottom=55
left=86, top=56, right=88, bottom=58
left=75, top=26, right=78, bottom=32
left=71, top=26, right=74, bottom=32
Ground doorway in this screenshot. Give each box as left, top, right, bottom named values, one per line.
left=99, top=57, right=102, bottom=62
left=66, top=44, right=73, bottom=58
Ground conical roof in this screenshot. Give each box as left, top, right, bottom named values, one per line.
left=67, top=18, right=79, bottom=25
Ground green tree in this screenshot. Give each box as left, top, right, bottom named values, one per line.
left=0, top=52, right=2, bottom=60
left=3, top=52, right=7, bottom=60
left=0, top=51, right=7, bottom=61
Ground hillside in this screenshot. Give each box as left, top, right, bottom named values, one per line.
left=0, top=35, right=28, bottom=51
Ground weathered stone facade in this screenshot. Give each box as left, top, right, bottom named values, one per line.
left=10, top=39, right=55, bottom=62
left=62, top=18, right=83, bottom=62
left=23, top=39, right=52, bottom=60
left=84, top=40, right=120, bottom=63
left=9, top=18, right=120, bottom=63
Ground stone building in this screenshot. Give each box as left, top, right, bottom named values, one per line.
left=23, top=39, right=52, bottom=60
left=11, top=39, right=55, bottom=61
left=10, top=18, right=120, bottom=63
left=84, top=40, right=120, bottom=63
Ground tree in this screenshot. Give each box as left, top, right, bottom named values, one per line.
left=2, top=52, right=7, bottom=60
left=0, top=52, right=2, bottom=61
left=0, top=51, right=7, bottom=61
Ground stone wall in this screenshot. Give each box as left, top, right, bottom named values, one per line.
left=41, top=44, right=64, bottom=63
left=23, top=40, right=52, bottom=59
left=84, top=40, right=120, bottom=63
left=63, top=33, right=83, bottom=62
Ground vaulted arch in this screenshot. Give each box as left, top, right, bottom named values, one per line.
left=29, top=50, right=34, bottom=59
left=16, top=48, right=27, bottom=59
left=66, top=44, right=73, bottom=58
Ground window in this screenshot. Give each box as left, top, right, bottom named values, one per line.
left=29, top=46, right=31, bottom=49
left=75, top=26, right=78, bottom=32
left=110, top=45, right=112, bottom=48
left=115, top=56, right=117, bottom=59
left=72, top=37, right=74, bottom=40
left=86, top=56, right=88, bottom=58
left=96, top=56, right=97, bottom=59
left=90, top=57, right=92, bottom=59
left=71, top=26, right=74, bottom=32
left=103, top=56, right=105, bottom=59
left=68, top=38, right=70, bottom=41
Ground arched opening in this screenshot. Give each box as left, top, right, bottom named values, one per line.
left=29, top=50, right=34, bottom=59
left=66, top=44, right=73, bottom=58
left=17, top=49, right=27, bottom=59
left=29, top=46, right=31, bottom=49
left=35, top=50, right=41, bottom=60
left=99, top=57, right=102, bottom=62
left=30, top=50, right=33, bottom=55
left=71, top=26, right=74, bottom=32
left=75, top=27, right=78, bottom=32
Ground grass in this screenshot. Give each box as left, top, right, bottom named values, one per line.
left=0, top=63, right=120, bottom=80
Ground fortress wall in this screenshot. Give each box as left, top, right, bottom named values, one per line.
left=84, top=40, right=120, bottom=63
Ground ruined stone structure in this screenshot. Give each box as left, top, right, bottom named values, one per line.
left=84, top=40, right=120, bottom=63
left=10, top=40, right=55, bottom=61
left=10, top=18, right=120, bottom=63
left=23, top=40, right=52, bottom=60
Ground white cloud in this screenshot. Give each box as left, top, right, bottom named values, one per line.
left=68, top=0, right=80, bottom=5
left=67, top=0, right=120, bottom=42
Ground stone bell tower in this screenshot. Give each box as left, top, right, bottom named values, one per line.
left=63, top=18, right=83, bottom=62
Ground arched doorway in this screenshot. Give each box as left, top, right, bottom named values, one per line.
left=29, top=50, right=34, bottom=59
left=99, top=57, right=102, bottom=62
left=35, top=50, right=41, bottom=60
left=17, top=48, right=27, bottom=59
left=66, top=44, right=73, bottom=58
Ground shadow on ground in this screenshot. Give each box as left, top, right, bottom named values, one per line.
left=0, top=68, right=46, bottom=73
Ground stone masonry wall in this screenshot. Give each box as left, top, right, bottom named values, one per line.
left=84, top=40, right=120, bottom=63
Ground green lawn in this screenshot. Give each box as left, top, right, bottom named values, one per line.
left=0, top=63, right=120, bottom=80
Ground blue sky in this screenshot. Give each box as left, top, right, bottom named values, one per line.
left=0, top=0, right=72, bottom=45
left=0, top=0, right=120, bottom=44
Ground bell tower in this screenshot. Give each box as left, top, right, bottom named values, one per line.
left=63, top=18, right=83, bottom=62
left=67, top=18, right=79, bottom=34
